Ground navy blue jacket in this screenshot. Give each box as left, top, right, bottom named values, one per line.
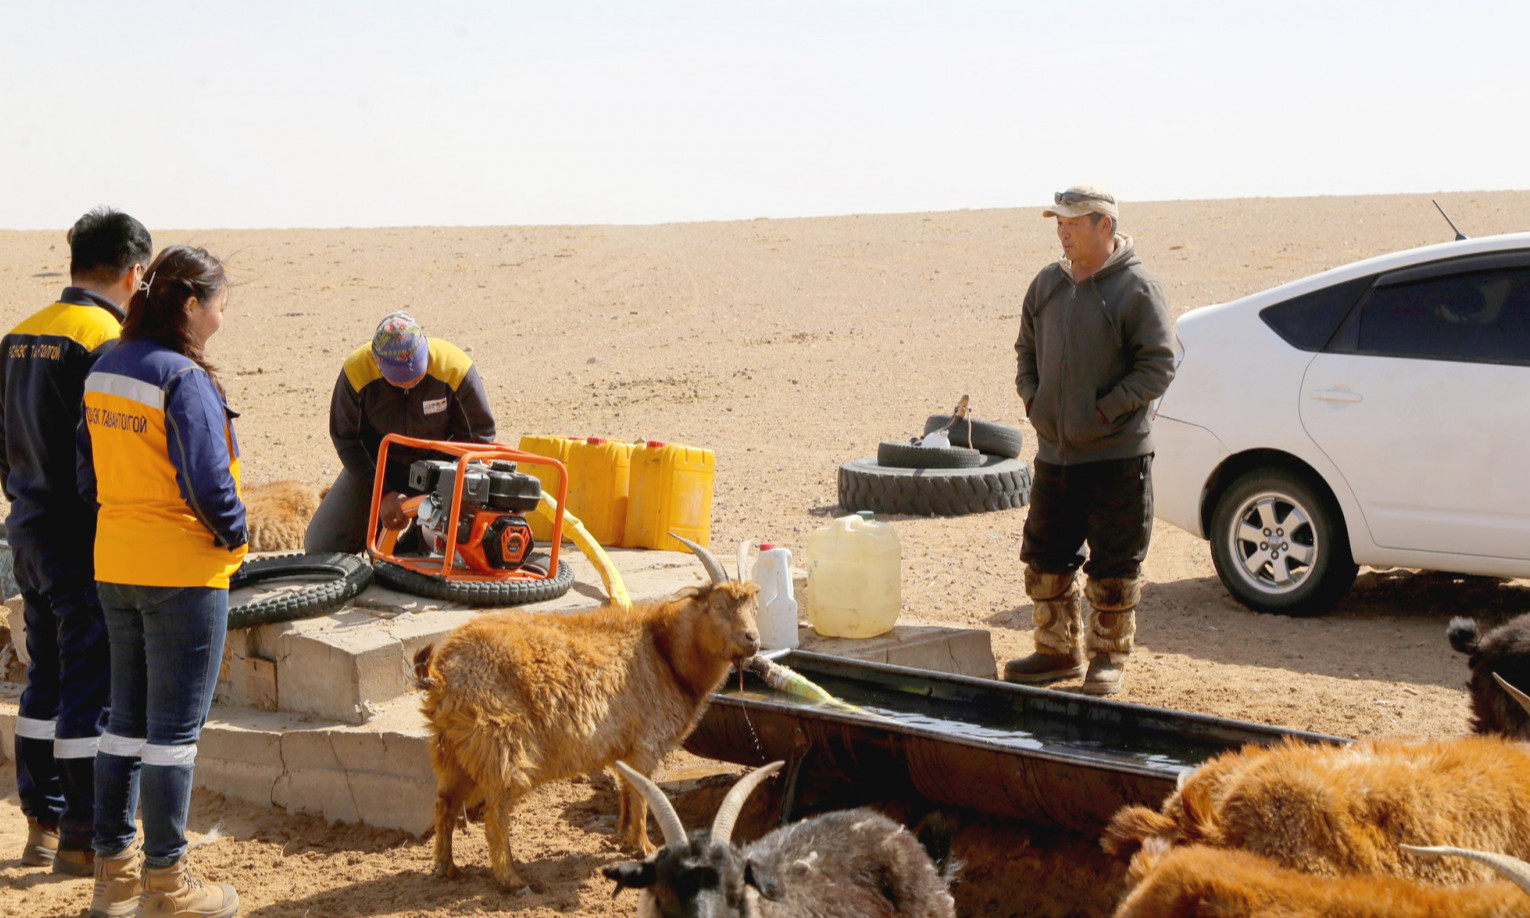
left=0, top=288, right=122, bottom=550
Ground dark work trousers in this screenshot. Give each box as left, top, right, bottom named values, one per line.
left=1020, top=455, right=1154, bottom=581
left=13, top=542, right=109, bottom=850
left=304, top=467, right=372, bottom=554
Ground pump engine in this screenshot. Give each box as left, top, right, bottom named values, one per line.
left=406, top=458, right=542, bottom=573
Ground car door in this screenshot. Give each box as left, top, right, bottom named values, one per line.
left=1299, top=254, right=1530, bottom=559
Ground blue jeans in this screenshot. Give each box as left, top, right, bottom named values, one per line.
left=93, top=583, right=228, bottom=867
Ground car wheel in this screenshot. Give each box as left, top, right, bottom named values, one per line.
left=1208, top=467, right=1357, bottom=616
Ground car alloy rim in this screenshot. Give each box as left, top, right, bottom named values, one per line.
left=1226, top=490, right=1319, bottom=595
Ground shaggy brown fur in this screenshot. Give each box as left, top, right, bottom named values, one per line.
left=1102, top=736, right=1530, bottom=885
left=243, top=480, right=325, bottom=552
left=1113, top=839, right=1529, bottom=918
left=1449, top=614, right=1530, bottom=738
left=415, top=579, right=760, bottom=890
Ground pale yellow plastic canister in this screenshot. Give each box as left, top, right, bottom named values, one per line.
left=624, top=441, right=715, bottom=550
left=517, top=434, right=574, bottom=540
left=565, top=436, right=635, bottom=547
left=804, top=511, right=902, bottom=638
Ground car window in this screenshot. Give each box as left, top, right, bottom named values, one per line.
left=1353, top=267, right=1530, bottom=364
left=1258, top=276, right=1373, bottom=351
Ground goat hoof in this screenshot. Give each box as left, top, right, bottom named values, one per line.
left=432, top=863, right=459, bottom=879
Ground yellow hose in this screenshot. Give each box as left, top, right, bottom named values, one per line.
left=531, top=492, right=631, bottom=612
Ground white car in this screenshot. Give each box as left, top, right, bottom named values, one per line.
left=1153, top=231, right=1530, bottom=615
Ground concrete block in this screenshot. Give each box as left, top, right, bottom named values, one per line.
left=245, top=657, right=278, bottom=712
left=0, top=685, right=17, bottom=765
left=799, top=621, right=996, bottom=679
left=197, top=723, right=285, bottom=809
left=5, top=593, right=28, bottom=670
left=223, top=546, right=713, bottom=724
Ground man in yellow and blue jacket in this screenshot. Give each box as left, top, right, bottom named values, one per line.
left=304, top=311, right=497, bottom=553
left=0, top=208, right=151, bottom=872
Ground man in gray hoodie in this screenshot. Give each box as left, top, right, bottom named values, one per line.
left=1006, top=185, right=1175, bottom=694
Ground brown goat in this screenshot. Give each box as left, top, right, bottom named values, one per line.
left=1102, top=735, right=1530, bottom=885
left=243, top=480, right=325, bottom=552
left=1112, top=839, right=1530, bottom=918
left=412, top=536, right=761, bottom=890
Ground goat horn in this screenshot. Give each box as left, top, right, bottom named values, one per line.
left=1401, top=843, right=1530, bottom=894
left=671, top=532, right=729, bottom=586
left=710, top=760, right=784, bottom=846
left=737, top=540, right=753, bottom=584
left=612, top=761, right=688, bottom=850
left=1493, top=672, right=1530, bottom=717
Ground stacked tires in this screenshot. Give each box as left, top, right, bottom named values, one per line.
left=838, top=415, right=1032, bottom=517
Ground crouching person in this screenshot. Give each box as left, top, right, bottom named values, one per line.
left=305, top=311, right=496, bottom=553
left=1004, top=185, right=1174, bottom=695
left=79, top=246, right=246, bottom=918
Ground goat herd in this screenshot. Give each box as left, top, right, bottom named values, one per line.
left=403, top=533, right=1530, bottom=917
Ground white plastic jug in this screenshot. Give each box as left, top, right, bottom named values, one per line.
left=804, top=511, right=902, bottom=639
left=751, top=542, right=800, bottom=650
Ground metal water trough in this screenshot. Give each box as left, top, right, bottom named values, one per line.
left=684, top=650, right=1345, bottom=834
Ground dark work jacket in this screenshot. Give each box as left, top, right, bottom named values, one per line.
left=1015, top=235, right=1176, bottom=465
left=329, top=338, right=497, bottom=492
left=0, top=288, right=122, bottom=553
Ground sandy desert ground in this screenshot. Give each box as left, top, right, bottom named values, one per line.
left=3, top=191, right=1530, bottom=917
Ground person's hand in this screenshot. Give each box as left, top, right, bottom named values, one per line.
left=379, top=491, right=410, bottom=530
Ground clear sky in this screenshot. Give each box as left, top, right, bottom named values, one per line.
left=2, top=0, right=1525, bottom=230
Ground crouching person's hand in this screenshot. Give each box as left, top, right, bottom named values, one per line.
left=380, top=491, right=410, bottom=530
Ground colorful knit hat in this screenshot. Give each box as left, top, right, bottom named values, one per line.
left=371, top=311, right=429, bottom=385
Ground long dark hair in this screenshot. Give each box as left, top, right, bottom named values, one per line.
left=122, top=246, right=227, bottom=394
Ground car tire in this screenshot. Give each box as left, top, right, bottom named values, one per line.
left=372, top=554, right=574, bottom=606
left=228, top=552, right=375, bottom=629
left=923, top=415, right=1025, bottom=459
left=1208, top=467, right=1357, bottom=617
left=876, top=440, right=983, bottom=469
left=838, top=455, right=1032, bottom=517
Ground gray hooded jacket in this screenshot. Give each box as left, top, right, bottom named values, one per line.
left=1015, top=234, right=1175, bottom=465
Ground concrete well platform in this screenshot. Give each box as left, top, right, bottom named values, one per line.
left=1, top=547, right=994, bottom=835
left=217, top=547, right=718, bottom=724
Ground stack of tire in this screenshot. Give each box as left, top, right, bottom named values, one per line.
left=838, top=415, right=1032, bottom=517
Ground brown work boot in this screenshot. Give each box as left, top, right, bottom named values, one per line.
left=54, top=845, right=96, bottom=876
left=89, top=837, right=142, bottom=918
left=1004, top=650, right=1084, bottom=684
left=22, top=817, right=60, bottom=867
left=138, top=855, right=239, bottom=918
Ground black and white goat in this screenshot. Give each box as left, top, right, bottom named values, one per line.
left=603, top=760, right=958, bottom=918
left=1450, top=613, right=1530, bottom=737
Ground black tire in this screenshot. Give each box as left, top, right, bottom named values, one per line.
left=228, top=552, right=375, bottom=629
left=372, top=555, right=574, bottom=606
left=1208, top=467, right=1357, bottom=617
left=876, top=440, right=983, bottom=469
left=838, top=455, right=1032, bottom=517
left=923, top=415, right=1025, bottom=459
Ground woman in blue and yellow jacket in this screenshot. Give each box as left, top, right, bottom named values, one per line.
left=77, top=245, right=245, bottom=918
